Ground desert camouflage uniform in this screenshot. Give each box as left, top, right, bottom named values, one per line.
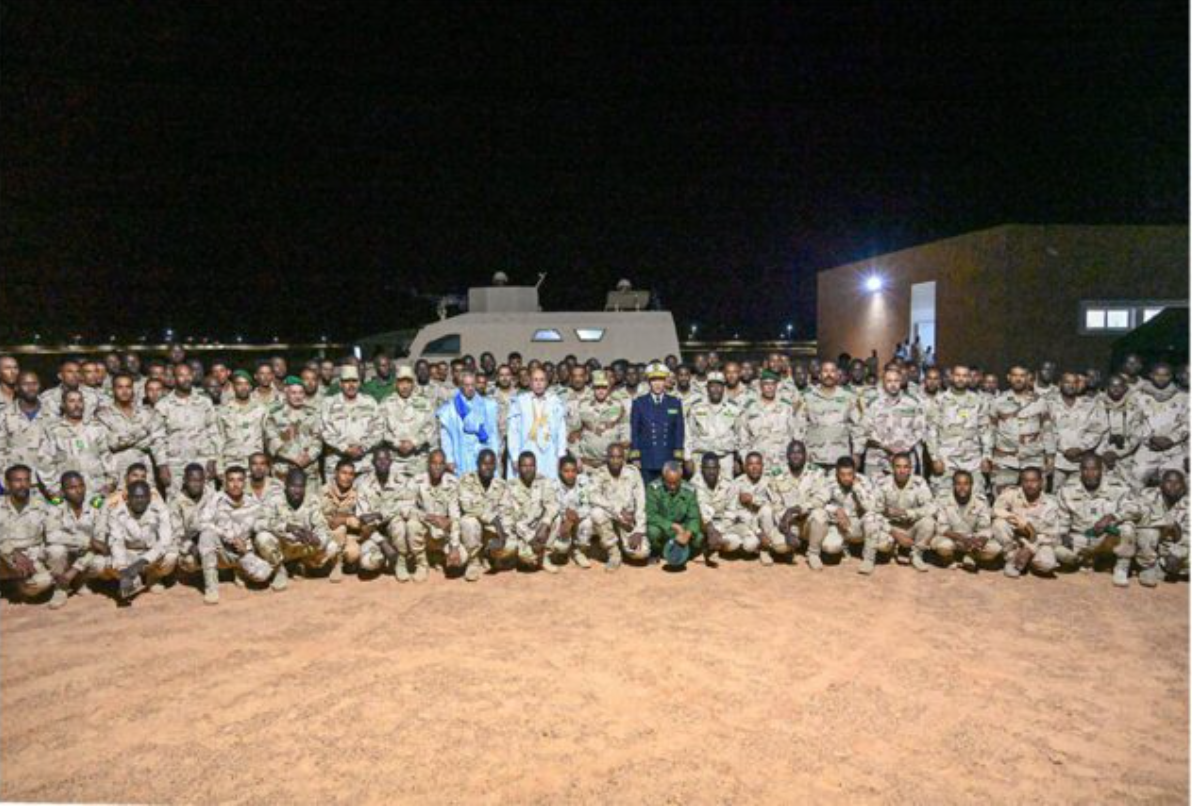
left=821, top=474, right=886, bottom=559
left=264, top=403, right=323, bottom=486
left=1054, top=478, right=1140, bottom=571
left=691, top=473, right=757, bottom=553
left=554, top=472, right=594, bottom=558
left=684, top=398, right=742, bottom=465
left=491, top=387, right=517, bottom=459
left=198, top=491, right=275, bottom=583
left=767, top=465, right=830, bottom=558
left=97, top=404, right=165, bottom=485
left=801, top=385, right=860, bottom=468
left=156, top=391, right=219, bottom=491
left=39, top=417, right=113, bottom=496
left=216, top=399, right=267, bottom=474
left=171, top=486, right=217, bottom=574
left=0, top=405, right=52, bottom=481
left=588, top=464, right=649, bottom=561
left=39, top=385, right=101, bottom=420
left=875, top=474, right=937, bottom=559
left=724, top=384, right=758, bottom=415
left=1047, top=397, right=1109, bottom=491
left=320, top=392, right=380, bottom=475
left=1134, top=487, right=1188, bottom=580
left=855, top=392, right=927, bottom=481
left=245, top=476, right=285, bottom=508
left=926, top=388, right=990, bottom=493
left=987, top=390, right=1055, bottom=490
left=321, top=482, right=369, bottom=569
left=1130, top=384, right=1189, bottom=488
left=733, top=472, right=778, bottom=549
left=1096, top=392, right=1148, bottom=487
left=930, top=490, right=997, bottom=564
left=97, top=498, right=179, bottom=585
left=379, top=392, right=438, bottom=480
left=458, top=472, right=507, bottom=568
left=406, top=472, right=462, bottom=571
left=740, top=397, right=803, bottom=476
left=46, top=495, right=110, bottom=583
left=254, top=492, right=338, bottom=572
left=991, top=487, right=1065, bottom=574
left=569, top=395, right=630, bottom=469
left=498, top=473, right=561, bottom=567
left=672, top=385, right=704, bottom=412
left=0, top=495, right=53, bottom=596
left=355, top=470, right=414, bottom=569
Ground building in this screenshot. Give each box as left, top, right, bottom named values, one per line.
left=816, top=224, right=1189, bottom=373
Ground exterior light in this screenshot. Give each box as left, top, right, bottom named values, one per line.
left=865, top=274, right=884, bottom=293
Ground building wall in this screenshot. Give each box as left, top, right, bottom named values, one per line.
left=816, top=224, right=1188, bottom=373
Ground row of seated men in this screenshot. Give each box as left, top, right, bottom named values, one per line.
left=1, top=434, right=1186, bottom=610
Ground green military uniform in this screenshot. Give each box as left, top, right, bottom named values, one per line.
left=646, top=478, right=704, bottom=565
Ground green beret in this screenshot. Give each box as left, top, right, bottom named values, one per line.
left=760, top=370, right=780, bottom=382
left=232, top=369, right=253, bottom=382
left=284, top=375, right=303, bottom=387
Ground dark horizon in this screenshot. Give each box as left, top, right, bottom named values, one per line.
left=2, top=1, right=1187, bottom=344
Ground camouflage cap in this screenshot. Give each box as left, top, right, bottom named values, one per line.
left=591, top=370, right=610, bottom=387
left=706, top=371, right=726, bottom=385
left=395, top=365, right=416, bottom=381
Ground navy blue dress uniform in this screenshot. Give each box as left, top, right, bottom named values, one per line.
left=629, top=363, right=685, bottom=483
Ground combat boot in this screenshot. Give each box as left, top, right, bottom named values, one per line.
left=202, top=563, right=220, bottom=605
left=394, top=557, right=411, bottom=583
left=572, top=547, right=591, bottom=569
left=413, top=552, right=429, bottom=582
left=48, top=587, right=69, bottom=610
left=961, top=554, right=977, bottom=572
left=542, top=554, right=560, bottom=574
left=1112, top=558, right=1131, bottom=588
left=1138, top=565, right=1162, bottom=587
left=857, top=545, right=876, bottom=575
left=328, top=558, right=344, bottom=583
left=464, top=557, right=482, bottom=582
left=911, top=550, right=928, bottom=572
left=806, top=553, right=824, bottom=571
left=1003, top=561, right=1021, bottom=579
left=271, top=564, right=289, bottom=592
left=759, top=549, right=774, bottom=566
left=605, top=545, right=623, bottom=573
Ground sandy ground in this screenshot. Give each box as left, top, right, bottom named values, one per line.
left=1, top=557, right=1187, bottom=805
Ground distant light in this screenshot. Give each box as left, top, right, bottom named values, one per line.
left=235, top=335, right=243, bottom=343
left=864, top=274, right=885, bottom=293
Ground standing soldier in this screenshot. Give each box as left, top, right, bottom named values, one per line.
left=855, top=367, right=927, bottom=482
left=588, top=444, right=649, bottom=571
left=264, top=377, right=323, bottom=486
left=216, top=370, right=267, bottom=476
left=802, top=361, right=860, bottom=471
left=0, top=465, right=53, bottom=601
left=930, top=470, right=998, bottom=572
left=672, top=364, right=703, bottom=410
left=1048, top=372, right=1109, bottom=492
left=769, top=440, right=830, bottom=569
left=39, top=358, right=101, bottom=419
left=380, top=365, right=438, bottom=481
left=684, top=371, right=742, bottom=475
left=156, top=362, right=219, bottom=494
left=1130, top=362, right=1189, bottom=489
left=691, top=453, right=752, bottom=564
left=320, top=365, right=380, bottom=475
left=405, top=450, right=462, bottom=581
left=1135, top=469, right=1188, bottom=586
left=569, top=370, right=630, bottom=471
left=0, top=372, right=51, bottom=481
left=1097, top=374, right=1147, bottom=487
left=927, top=365, right=991, bottom=495
left=875, top=453, right=936, bottom=572
left=497, top=451, right=562, bottom=572
left=645, top=461, right=704, bottom=569
left=992, top=467, right=1064, bottom=578
left=1054, top=454, right=1141, bottom=586
left=629, top=362, right=685, bottom=484
left=987, top=366, right=1055, bottom=494
left=99, top=372, right=165, bottom=486
left=740, top=370, right=803, bottom=476
left=40, top=389, right=113, bottom=497
left=457, top=448, right=506, bottom=580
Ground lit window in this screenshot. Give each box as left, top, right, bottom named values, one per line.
left=575, top=328, right=605, bottom=342
left=1106, top=309, right=1130, bottom=329
left=423, top=334, right=460, bottom=354
left=532, top=329, right=563, bottom=342
left=1144, top=307, right=1164, bottom=323
left=1085, top=309, right=1106, bottom=330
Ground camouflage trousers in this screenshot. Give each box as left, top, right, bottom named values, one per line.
left=90, top=550, right=179, bottom=584
left=930, top=533, right=1004, bottom=564
left=991, top=521, right=1059, bottom=574
left=886, top=516, right=936, bottom=553
left=590, top=507, right=650, bottom=561
left=255, top=530, right=340, bottom=571
left=705, top=517, right=761, bottom=554
left=822, top=513, right=887, bottom=557
left=196, top=530, right=273, bottom=583
left=771, top=509, right=830, bottom=557
left=0, top=547, right=55, bottom=597
left=1054, top=525, right=1136, bottom=570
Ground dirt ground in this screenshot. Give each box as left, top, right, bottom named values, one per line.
left=1, top=558, right=1187, bottom=805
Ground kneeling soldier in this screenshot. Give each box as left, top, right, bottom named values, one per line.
left=458, top=448, right=507, bottom=580
left=1054, top=453, right=1140, bottom=587
left=45, top=471, right=109, bottom=608
left=1135, top=469, right=1188, bottom=586
left=355, top=447, right=415, bottom=581
left=99, top=479, right=178, bottom=602
left=196, top=466, right=277, bottom=604
left=646, top=461, right=704, bottom=569
left=555, top=455, right=594, bottom=569
left=931, top=470, right=997, bottom=571
left=406, top=450, right=462, bottom=581
left=254, top=468, right=339, bottom=593
left=992, top=467, right=1064, bottom=578
left=769, top=440, right=830, bottom=569
left=876, top=452, right=936, bottom=572
left=735, top=452, right=779, bottom=564
left=498, top=451, right=562, bottom=571
left=691, top=452, right=753, bottom=564
left=822, top=457, right=887, bottom=574
left=172, top=463, right=216, bottom=579
left=588, top=444, right=649, bottom=571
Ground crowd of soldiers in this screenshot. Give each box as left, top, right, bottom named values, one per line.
left=0, top=344, right=1187, bottom=611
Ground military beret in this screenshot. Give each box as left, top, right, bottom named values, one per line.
left=232, top=369, right=253, bottom=382
left=760, top=370, right=780, bottom=382
left=284, top=375, right=303, bottom=387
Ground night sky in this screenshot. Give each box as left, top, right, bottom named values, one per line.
left=2, top=1, right=1186, bottom=344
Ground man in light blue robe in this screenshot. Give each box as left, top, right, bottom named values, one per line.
left=506, top=367, right=568, bottom=480
left=437, top=371, right=499, bottom=475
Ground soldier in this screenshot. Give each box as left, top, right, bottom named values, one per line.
left=555, top=455, right=594, bottom=569
left=1055, top=454, right=1140, bottom=586
left=99, top=480, right=178, bottom=601
left=1135, top=469, right=1188, bottom=586
left=216, top=369, right=267, bottom=476
left=646, top=461, right=704, bottom=569
left=457, top=448, right=506, bottom=580
left=801, top=360, right=860, bottom=471
left=588, top=443, right=649, bottom=571
left=1130, top=362, right=1189, bottom=489
left=321, top=459, right=374, bottom=578
left=45, top=470, right=109, bottom=607
left=490, top=365, right=518, bottom=467
left=252, top=361, right=280, bottom=408
left=300, top=365, right=326, bottom=410
left=405, top=449, right=462, bottom=581
left=740, top=370, right=803, bottom=476
left=629, top=362, right=685, bottom=484
left=497, top=451, right=562, bottom=572
left=350, top=447, right=410, bottom=580
left=855, top=367, right=927, bottom=482
left=672, top=364, right=702, bottom=410
left=380, top=365, right=438, bottom=481
left=0, top=353, right=19, bottom=409
left=732, top=451, right=779, bottom=564
left=691, top=452, right=751, bottom=564
left=683, top=371, right=742, bottom=475
left=39, top=358, right=101, bottom=419
left=40, top=389, right=113, bottom=497
left=821, top=457, right=886, bottom=573
left=155, top=362, right=219, bottom=494
left=568, top=370, right=630, bottom=471
left=927, top=365, right=991, bottom=495
left=876, top=452, right=936, bottom=572
left=1034, top=360, right=1060, bottom=402
left=769, top=440, right=831, bottom=569
left=320, top=365, right=380, bottom=475
left=1097, top=374, right=1147, bottom=486
left=1118, top=352, right=1145, bottom=393
left=264, top=377, right=323, bottom=486
left=171, top=463, right=217, bottom=582
left=195, top=466, right=280, bottom=603
left=245, top=452, right=284, bottom=506
left=0, top=465, right=53, bottom=601
left=1049, top=372, right=1109, bottom=492
left=0, top=371, right=50, bottom=481
left=721, top=362, right=756, bottom=412
left=99, top=372, right=165, bottom=486
left=254, top=468, right=340, bottom=596
left=362, top=353, right=397, bottom=402
left=993, top=467, right=1065, bottom=578
left=930, top=470, right=997, bottom=571
left=988, top=365, right=1055, bottom=493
